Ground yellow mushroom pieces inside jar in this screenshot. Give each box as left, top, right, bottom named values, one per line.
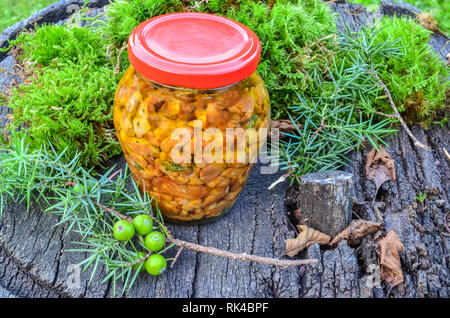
left=113, top=67, right=270, bottom=222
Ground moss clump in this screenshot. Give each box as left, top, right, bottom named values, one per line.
left=371, top=16, right=448, bottom=124
left=225, top=0, right=337, bottom=119
left=6, top=25, right=122, bottom=168
left=102, top=0, right=185, bottom=48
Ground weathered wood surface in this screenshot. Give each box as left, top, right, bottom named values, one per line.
left=290, top=171, right=354, bottom=237
left=0, top=0, right=449, bottom=298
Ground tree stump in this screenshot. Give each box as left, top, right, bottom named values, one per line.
left=287, top=171, right=353, bottom=237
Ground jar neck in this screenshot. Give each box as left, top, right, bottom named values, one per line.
left=136, top=69, right=239, bottom=94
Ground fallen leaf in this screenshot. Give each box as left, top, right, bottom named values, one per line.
left=365, top=146, right=396, bottom=198
left=374, top=230, right=405, bottom=287
left=330, top=219, right=382, bottom=246
left=270, top=119, right=298, bottom=136
left=285, top=225, right=331, bottom=257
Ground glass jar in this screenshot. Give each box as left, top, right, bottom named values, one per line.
left=113, top=13, right=270, bottom=224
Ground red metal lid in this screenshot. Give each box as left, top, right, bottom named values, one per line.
left=128, top=12, right=261, bottom=89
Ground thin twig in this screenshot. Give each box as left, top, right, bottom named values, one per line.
left=130, top=253, right=149, bottom=266
left=107, top=169, right=122, bottom=181
left=443, top=147, right=450, bottom=160
left=94, top=201, right=133, bottom=223
left=114, top=43, right=128, bottom=77
left=171, top=247, right=184, bottom=268
left=304, top=34, right=337, bottom=51
left=371, top=72, right=430, bottom=151
left=97, top=201, right=318, bottom=267
left=313, top=119, right=327, bottom=136
left=169, top=238, right=318, bottom=266
left=267, top=173, right=289, bottom=190
left=374, top=110, right=397, bottom=119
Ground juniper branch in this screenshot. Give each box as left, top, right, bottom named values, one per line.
left=371, top=72, right=430, bottom=151
left=98, top=202, right=318, bottom=267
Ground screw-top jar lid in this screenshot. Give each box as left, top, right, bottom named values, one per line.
left=128, top=12, right=261, bottom=89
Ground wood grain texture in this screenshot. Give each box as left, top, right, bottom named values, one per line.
left=289, top=171, right=353, bottom=237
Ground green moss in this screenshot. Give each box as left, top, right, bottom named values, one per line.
left=14, top=25, right=104, bottom=66
left=226, top=0, right=337, bottom=119
left=6, top=25, right=122, bottom=168
left=371, top=16, right=448, bottom=124
left=102, top=0, right=185, bottom=48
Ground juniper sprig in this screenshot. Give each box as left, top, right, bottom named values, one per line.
left=0, top=132, right=170, bottom=295
left=0, top=134, right=316, bottom=296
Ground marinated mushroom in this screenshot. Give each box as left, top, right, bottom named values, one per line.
left=113, top=67, right=270, bottom=222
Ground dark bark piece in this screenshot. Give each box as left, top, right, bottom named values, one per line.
left=288, top=171, right=353, bottom=237
left=1, top=0, right=449, bottom=298
left=300, top=244, right=322, bottom=298
left=380, top=0, right=421, bottom=18
left=300, top=242, right=360, bottom=298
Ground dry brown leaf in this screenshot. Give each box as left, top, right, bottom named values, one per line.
left=374, top=230, right=405, bottom=287
left=270, top=120, right=298, bottom=136
left=365, top=146, right=396, bottom=197
left=330, top=219, right=382, bottom=247
left=285, top=225, right=331, bottom=257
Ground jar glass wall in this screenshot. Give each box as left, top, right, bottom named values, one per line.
left=113, top=66, right=270, bottom=223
